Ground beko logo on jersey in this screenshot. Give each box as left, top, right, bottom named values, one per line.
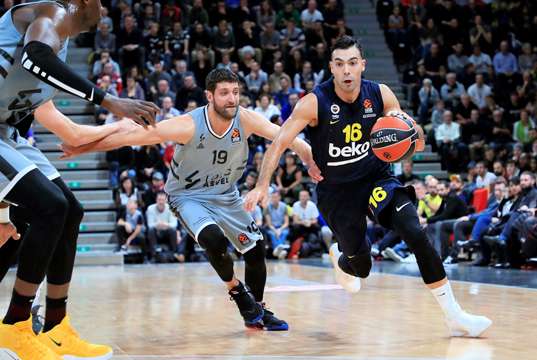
left=327, top=142, right=370, bottom=166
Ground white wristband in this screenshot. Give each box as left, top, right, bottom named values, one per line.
left=0, top=207, right=9, bottom=223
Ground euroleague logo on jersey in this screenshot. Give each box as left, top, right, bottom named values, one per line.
left=238, top=233, right=250, bottom=244
left=231, top=128, right=241, bottom=143
left=363, top=99, right=376, bottom=118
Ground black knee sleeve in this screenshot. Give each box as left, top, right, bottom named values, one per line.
left=46, top=178, right=84, bottom=285
left=388, top=191, right=446, bottom=284
left=4, top=169, right=69, bottom=284
left=198, top=224, right=234, bottom=282
left=243, top=241, right=267, bottom=302
left=338, top=251, right=372, bottom=278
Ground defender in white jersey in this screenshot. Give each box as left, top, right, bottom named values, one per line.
left=62, top=69, right=321, bottom=331
left=0, top=1, right=159, bottom=360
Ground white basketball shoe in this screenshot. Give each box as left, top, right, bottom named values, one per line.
left=329, top=243, right=361, bottom=293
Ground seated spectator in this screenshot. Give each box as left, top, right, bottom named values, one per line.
left=518, top=43, right=536, bottom=73
left=116, top=199, right=146, bottom=254
left=135, top=145, right=165, bottom=185
left=426, top=181, right=468, bottom=260
left=254, top=94, right=280, bottom=121
left=117, top=15, right=145, bottom=71
left=301, top=0, right=324, bottom=31
left=157, top=96, right=181, bottom=122
left=397, top=160, right=420, bottom=184
left=419, top=177, right=442, bottom=221
left=440, top=72, right=465, bottom=108
left=175, top=75, right=206, bottom=111
left=120, top=77, right=145, bottom=100
left=146, top=60, right=172, bottom=97
left=189, top=0, right=209, bottom=26
left=289, top=190, right=321, bottom=258
left=513, top=110, right=536, bottom=147
left=489, top=109, right=513, bottom=150
left=293, top=61, right=323, bottom=92
left=418, top=78, right=439, bottom=124
left=468, top=45, right=492, bottom=76
left=281, top=92, right=300, bottom=122
left=435, top=110, right=465, bottom=172
left=268, top=62, right=291, bottom=93
left=257, top=0, right=276, bottom=31
left=164, top=21, right=190, bottom=65
left=423, top=43, right=446, bottom=86
left=153, top=79, right=176, bottom=107
left=115, top=176, right=143, bottom=210
left=475, top=161, right=497, bottom=190
left=146, top=192, right=178, bottom=262
left=467, top=74, right=491, bottom=110
left=189, top=23, right=214, bottom=64
left=455, top=95, right=478, bottom=143
left=265, top=190, right=290, bottom=259
left=170, top=59, right=193, bottom=92
left=276, top=3, right=301, bottom=29
left=92, top=49, right=121, bottom=78
left=161, top=2, right=182, bottom=33
left=279, top=18, right=305, bottom=54
left=94, top=21, right=116, bottom=54
left=260, top=20, right=281, bottom=60
left=144, top=22, right=165, bottom=64
left=213, top=19, right=236, bottom=61
left=493, top=41, right=520, bottom=98
left=142, top=171, right=166, bottom=209
left=469, top=15, right=493, bottom=55
left=274, top=77, right=299, bottom=110
left=244, top=61, right=268, bottom=96
left=276, top=152, right=303, bottom=204
left=447, top=42, right=469, bottom=76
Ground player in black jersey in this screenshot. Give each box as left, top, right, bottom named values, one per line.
left=245, top=36, right=492, bottom=338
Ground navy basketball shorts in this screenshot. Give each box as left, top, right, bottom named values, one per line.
left=316, top=176, right=412, bottom=256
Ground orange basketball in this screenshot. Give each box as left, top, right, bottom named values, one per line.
left=370, top=115, right=419, bottom=163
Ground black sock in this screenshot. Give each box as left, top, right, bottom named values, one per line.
left=44, top=297, right=67, bottom=332
left=3, top=289, right=35, bottom=325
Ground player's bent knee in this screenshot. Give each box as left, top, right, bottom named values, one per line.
left=198, top=224, right=228, bottom=254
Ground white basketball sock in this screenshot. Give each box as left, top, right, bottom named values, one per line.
left=430, top=281, right=463, bottom=319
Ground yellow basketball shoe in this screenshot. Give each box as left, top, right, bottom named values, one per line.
left=37, top=316, right=113, bottom=360
left=0, top=317, right=62, bottom=360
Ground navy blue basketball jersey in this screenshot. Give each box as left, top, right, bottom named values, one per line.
left=309, top=78, right=391, bottom=184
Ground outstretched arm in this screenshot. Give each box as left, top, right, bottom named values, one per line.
left=380, top=84, right=425, bottom=151
left=243, top=94, right=317, bottom=211
left=34, top=101, right=120, bottom=147
left=61, top=114, right=196, bottom=158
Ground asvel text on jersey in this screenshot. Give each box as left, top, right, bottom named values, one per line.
left=164, top=105, right=249, bottom=196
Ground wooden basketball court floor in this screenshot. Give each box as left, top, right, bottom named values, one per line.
left=1, top=261, right=535, bottom=360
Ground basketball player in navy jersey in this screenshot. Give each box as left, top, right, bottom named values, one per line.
left=0, top=1, right=158, bottom=359
left=245, top=36, right=492, bottom=337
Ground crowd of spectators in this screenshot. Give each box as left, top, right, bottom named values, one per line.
left=377, top=0, right=537, bottom=174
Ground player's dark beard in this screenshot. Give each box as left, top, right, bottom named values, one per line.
left=214, top=103, right=238, bottom=121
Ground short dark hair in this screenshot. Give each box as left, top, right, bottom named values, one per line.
left=205, top=68, right=239, bottom=92
left=331, top=35, right=363, bottom=58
